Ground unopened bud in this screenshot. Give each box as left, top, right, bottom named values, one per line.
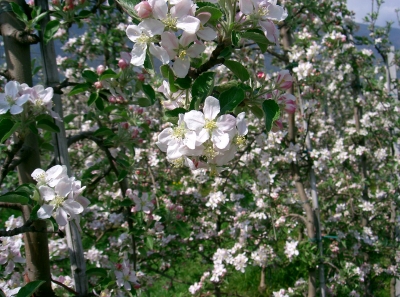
left=96, top=65, right=105, bottom=75
left=135, top=1, right=152, bottom=18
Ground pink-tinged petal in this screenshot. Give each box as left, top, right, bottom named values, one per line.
left=179, top=145, right=204, bottom=156
left=215, top=145, right=237, bottom=166
left=179, top=31, right=196, bottom=47
left=187, top=42, right=205, bottom=58
left=259, top=20, right=279, bottom=45
left=148, top=0, right=167, bottom=20
left=239, top=0, right=254, bottom=14
left=13, top=255, right=26, bottom=263
left=264, top=3, right=286, bottom=21
left=173, top=57, right=190, bottom=78
left=158, top=128, right=173, bottom=145
left=184, top=110, right=205, bottom=131
left=0, top=101, right=10, bottom=114
left=55, top=177, right=72, bottom=198
left=31, top=168, right=45, bottom=181
left=216, top=114, right=236, bottom=132
left=74, top=195, right=90, bottom=208
left=43, top=87, right=54, bottom=103
left=5, top=81, right=19, bottom=98
left=124, top=281, right=132, bottom=291
left=196, top=12, right=211, bottom=25
left=196, top=128, right=209, bottom=145
left=177, top=16, right=200, bottom=34
left=15, top=94, right=29, bottom=106
left=171, top=0, right=192, bottom=19
left=56, top=207, right=68, bottom=226
left=39, top=186, right=55, bottom=202
left=0, top=256, right=7, bottom=265
left=5, top=260, right=15, bottom=274
left=46, top=165, right=64, bottom=186
left=203, top=96, right=220, bottom=120
left=184, top=130, right=197, bottom=149
left=126, top=25, right=141, bottom=42
left=197, top=27, right=217, bottom=41
left=130, top=43, right=147, bottom=66
left=37, top=204, right=54, bottom=219
left=139, top=18, right=165, bottom=36
left=149, top=43, right=170, bottom=65
left=62, top=199, right=84, bottom=216
left=167, top=141, right=183, bottom=159
left=161, top=31, right=179, bottom=59
left=10, top=104, right=23, bottom=115
left=212, top=130, right=230, bottom=150
left=236, top=112, right=248, bottom=135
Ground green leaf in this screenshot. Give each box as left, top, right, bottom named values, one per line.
left=99, top=69, right=118, bottom=80
left=95, top=97, right=104, bottom=111
left=87, top=93, right=98, bottom=106
left=219, top=86, right=245, bottom=114
left=241, top=30, right=271, bottom=52
left=262, top=100, right=280, bottom=132
left=94, top=127, right=114, bottom=137
left=223, top=60, right=249, bottom=82
left=146, top=236, right=154, bottom=250
left=0, top=120, right=20, bottom=143
left=174, top=77, right=192, bottom=89
left=44, top=20, right=60, bottom=44
left=231, top=31, right=241, bottom=47
left=117, top=170, right=128, bottom=182
left=30, top=204, right=41, bottom=220
left=64, top=114, right=78, bottom=124
left=82, top=70, right=98, bottom=83
left=190, top=72, right=215, bottom=110
left=142, top=84, right=155, bottom=104
left=17, top=280, right=45, bottom=297
left=0, top=193, right=30, bottom=204
left=32, top=12, right=48, bottom=25
left=69, top=83, right=90, bottom=96
left=40, top=142, right=54, bottom=151
left=77, top=10, right=91, bottom=18
left=86, top=268, right=108, bottom=278
left=174, top=221, right=190, bottom=238
left=136, top=97, right=152, bottom=107
left=10, top=2, right=27, bottom=22
left=37, top=119, right=60, bottom=133
left=218, top=46, right=233, bottom=58
left=196, top=6, right=222, bottom=23
left=48, top=217, right=59, bottom=232
left=165, top=108, right=187, bottom=118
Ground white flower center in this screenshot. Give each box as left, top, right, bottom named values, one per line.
left=171, top=157, right=185, bottom=167
left=137, top=33, right=151, bottom=44
left=204, top=119, right=217, bottom=131
left=163, top=14, right=178, bottom=31
left=50, top=195, right=65, bottom=208
left=6, top=95, right=14, bottom=105
left=178, top=49, right=187, bottom=59
left=204, top=143, right=217, bottom=159
left=172, top=126, right=186, bottom=139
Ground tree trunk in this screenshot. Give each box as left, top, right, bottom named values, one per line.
left=0, top=2, right=55, bottom=295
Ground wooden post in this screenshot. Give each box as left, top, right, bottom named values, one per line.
left=34, top=0, right=88, bottom=294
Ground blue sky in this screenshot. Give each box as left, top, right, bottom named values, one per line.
left=347, top=0, right=400, bottom=28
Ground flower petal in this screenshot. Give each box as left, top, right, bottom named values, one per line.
left=130, top=43, right=147, bottom=66
left=37, top=204, right=54, bottom=219
left=184, top=110, right=205, bottom=131
left=203, top=96, right=220, bottom=120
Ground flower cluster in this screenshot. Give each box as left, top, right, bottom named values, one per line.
left=156, top=96, right=248, bottom=171
left=31, top=165, right=89, bottom=226
left=0, top=81, right=59, bottom=119
left=126, top=0, right=217, bottom=77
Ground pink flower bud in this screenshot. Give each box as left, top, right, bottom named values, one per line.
left=118, top=58, right=129, bottom=69
left=131, top=129, right=139, bottom=138
left=136, top=107, right=143, bottom=115
left=94, top=81, right=102, bottom=89
left=137, top=73, right=146, bottom=82
left=96, top=65, right=105, bottom=75
left=52, top=0, right=60, bottom=5
left=108, top=96, right=116, bottom=103
left=135, top=1, right=152, bottom=18
left=121, top=122, right=129, bottom=129
left=257, top=71, right=265, bottom=79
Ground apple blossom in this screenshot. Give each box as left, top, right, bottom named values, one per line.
left=0, top=81, right=29, bottom=115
